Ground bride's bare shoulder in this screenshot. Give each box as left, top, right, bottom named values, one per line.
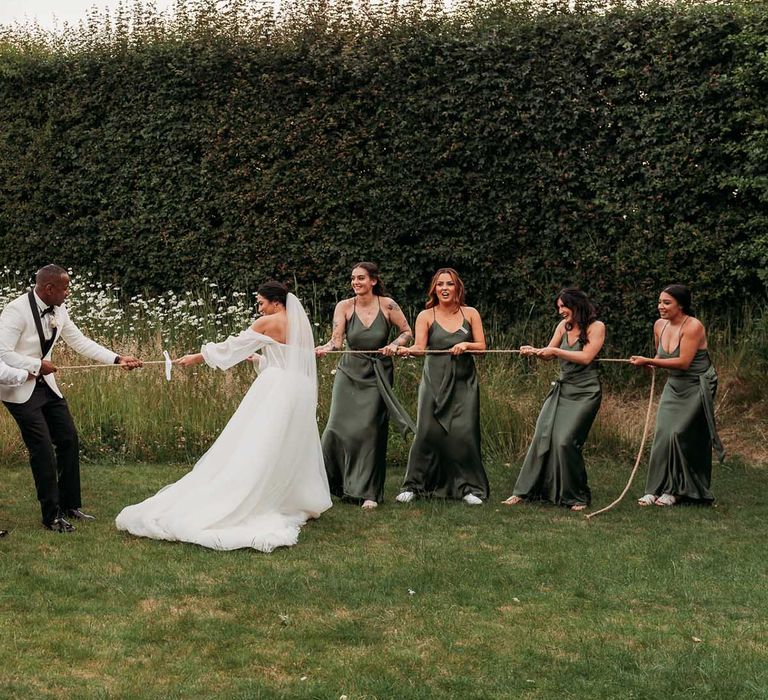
left=250, top=313, right=288, bottom=343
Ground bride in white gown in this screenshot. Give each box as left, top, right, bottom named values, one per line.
left=115, top=282, right=331, bottom=552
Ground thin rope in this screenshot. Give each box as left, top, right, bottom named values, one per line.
left=325, top=349, right=523, bottom=355
left=585, top=368, right=657, bottom=520
left=57, top=360, right=167, bottom=369
left=56, top=351, right=635, bottom=368
left=324, top=349, right=632, bottom=362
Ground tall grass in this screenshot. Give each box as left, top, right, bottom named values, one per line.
left=0, top=270, right=765, bottom=468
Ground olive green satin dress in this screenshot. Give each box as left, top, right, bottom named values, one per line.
left=643, top=340, right=725, bottom=503
left=512, top=334, right=602, bottom=507
left=322, top=305, right=415, bottom=503
left=401, top=315, right=489, bottom=500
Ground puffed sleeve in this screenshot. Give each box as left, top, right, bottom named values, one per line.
left=201, top=328, right=274, bottom=371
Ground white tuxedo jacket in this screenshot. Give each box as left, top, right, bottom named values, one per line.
left=0, top=291, right=118, bottom=404
left=0, top=359, right=28, bottom=387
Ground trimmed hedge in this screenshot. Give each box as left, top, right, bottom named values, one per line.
left=0, top=0, right=766, bottom=347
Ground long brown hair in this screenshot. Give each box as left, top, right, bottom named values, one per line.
left=557, top=288, right=598, bottom=346
left=352, top=261, right=386, bottom=296
left=425, top=268, right=466, bottom=309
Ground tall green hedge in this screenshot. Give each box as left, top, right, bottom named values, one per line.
left=0, top=0, right=766, bottom=346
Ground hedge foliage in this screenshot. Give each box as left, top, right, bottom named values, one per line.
left=0, top=0, right=766, bottom=347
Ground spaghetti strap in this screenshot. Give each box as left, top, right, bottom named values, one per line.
left=660, top=317, right=690, bottom=354
left=459, top=306, right=467, bottom=322
left=659, top=321, right=670, bottom=346
left=672, top=315, right=691, bottom=352
left=377, top=295, right=390, bottom=329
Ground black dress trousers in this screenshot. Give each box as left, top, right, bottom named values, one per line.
left=4, top=381, right=80, bottom=524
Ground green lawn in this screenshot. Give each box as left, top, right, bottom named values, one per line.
left=0, top=458, right=766, bottom=699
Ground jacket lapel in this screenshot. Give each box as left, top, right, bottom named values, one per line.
left=27, top=290, right=58, bottom=358
left=44, top=324, right=58, bottom=358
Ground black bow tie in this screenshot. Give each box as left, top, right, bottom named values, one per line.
left=41, top=306, right=55, bottom=317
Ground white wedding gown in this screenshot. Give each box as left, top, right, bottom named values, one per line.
left=115, top=294, right=332, bottom=552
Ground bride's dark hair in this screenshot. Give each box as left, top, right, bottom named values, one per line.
left=258, top=280, right=288, bottom=306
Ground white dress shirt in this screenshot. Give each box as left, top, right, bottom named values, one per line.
left=33, top=290, right=55, bottom=341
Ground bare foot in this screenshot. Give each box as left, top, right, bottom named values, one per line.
left=501, top=495, right=524, bottom=506
left=638, top=494, right=657, bottom=506
left=361, top=500, right=377, bottom=510
left=570, top=504, right=587, bottom=512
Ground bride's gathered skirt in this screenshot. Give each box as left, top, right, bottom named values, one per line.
left=116, top=366, right=332, bottom=552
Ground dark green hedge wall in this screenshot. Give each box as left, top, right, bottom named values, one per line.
left=1, top=0, right=766, bottom=345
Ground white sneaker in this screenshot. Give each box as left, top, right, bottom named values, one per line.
left=655, top=493, right=677, bottom=507
left=395, top=491, right=415, bottom=503
left=463, top=493, right=483, bottom=505
left=361, top=500, right=378, bottom=510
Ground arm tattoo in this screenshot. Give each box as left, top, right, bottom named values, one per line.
left=387, top=301, right=401, bottom=312
left=391, top=330, right=412, bottom=347
left=329, top=317, right=345, bottom=351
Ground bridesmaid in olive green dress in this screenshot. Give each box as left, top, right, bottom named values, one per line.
left=502, top=289, right=605, bottom=512
left=631, top=284, right=725, bottom=506
left=395, top=268, right=489, bottom=505
left=315, top=262, right=414, bottom=510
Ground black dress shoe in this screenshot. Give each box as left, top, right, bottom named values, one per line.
left=66, top=508, right=96, bottom=521
left=43, top=517, right=75, bottom=533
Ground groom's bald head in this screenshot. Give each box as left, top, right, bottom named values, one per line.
left=35, top=264, right=70, bottom=306
left=36, top=264, right=68, bottom=286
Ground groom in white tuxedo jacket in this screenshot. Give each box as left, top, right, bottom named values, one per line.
left=0, top=265, right=141, bottom=532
